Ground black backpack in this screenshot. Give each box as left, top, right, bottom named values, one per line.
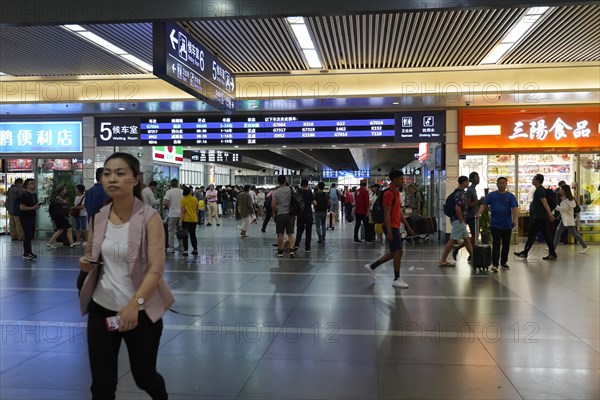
left=544, top=187, right=557, bottom=211
left=289, top=188, right=305, bottom=217
left=371, top=189, right=395, bottom=224
left=315, top=191, right=329, bottom=212
left=444, top=189, right=461, bottom=218
left=49, top=200, right=63, bottom=220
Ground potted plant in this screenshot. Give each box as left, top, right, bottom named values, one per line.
left=479, top=208, right=491, bottom=244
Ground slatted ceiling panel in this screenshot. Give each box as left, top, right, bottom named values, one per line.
left=0, top=25, right=142, bottom=77
left=183, top=19, right=306, bottom=73
left=503, top=5, right=600, bottom=64
left=308, top=8, right=525, bottom=69
left=84, top=23, right=153, bottom=65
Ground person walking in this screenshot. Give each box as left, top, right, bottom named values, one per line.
left=142, top=181, right=159, bottom=208
left=313, top=182, right=329, bottom=243
left=78, top=152, right=174, bottom=400
left=553, top=184, right=590, bottom=254
left=205, top=184, right=220, bottom=226
left=178, top=185, right=199, bottom=257
left=18, top=178, right=41, bottom=260
left=6, top=178, right=25, bottom=241
left=514, top=174, right=557, bottom=260
left=476, top=177, right=519, bottom=272
left=353, top=180, right=370, bottom=243
left=261, top=189, right=274, bottom=232
left=370, top=184, right=383, bottom=242
left=85, top=168, right=109, bottom=222
left=46, top=184, right=77, bottom=248
left=364, top=170, right=415, bottom=288
left=256, top=188, right=265, bottom=219
left=73, top=184, right=88, bottom=246
left=329, top=183, right=341, bottom=222
left=294, top=179, right=316, bottom=252
left=439, top=176, right=474, bottom=266
left=237, top=185, right=254, bottom=237
left=272, top=175, right=296, bottom=258
left=163, top=179, right=183, bottom=253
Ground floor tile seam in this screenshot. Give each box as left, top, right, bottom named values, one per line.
left=0, top=287, right=528, bottom=301
left=233, top=261, right=327, bottom=399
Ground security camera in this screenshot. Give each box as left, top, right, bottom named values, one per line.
left=465, top=101, right=471, bottom=107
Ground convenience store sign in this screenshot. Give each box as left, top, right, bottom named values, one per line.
left=459, top=107, right=600, bottom=154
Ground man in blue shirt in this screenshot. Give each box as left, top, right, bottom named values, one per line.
left=476, top=177, right=519, bottom=272
left=84, top=168, right=109, bottom=222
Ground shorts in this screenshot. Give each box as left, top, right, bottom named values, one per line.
left=76, top=215, right=88, bottom=231
left=275, top=214, right=295, bottom=235
left=450, top=220, right=470, bottom=241
left=54, top=216, right=71, bottom=230
left=384, top=227, right=403, bottom=252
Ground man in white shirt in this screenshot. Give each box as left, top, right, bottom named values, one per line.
left=163, top=179, right=184, bottom=253
left=249, top=186, right=257, bottom=223
left=142, top=181, right=159, bottom=208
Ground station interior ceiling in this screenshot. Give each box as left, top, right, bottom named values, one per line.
left=0, top=0, right=598, bottom=173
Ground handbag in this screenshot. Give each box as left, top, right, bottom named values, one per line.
left=70, top=195, right=84, bottom=218
left=176, top=226, right=188, bottom=240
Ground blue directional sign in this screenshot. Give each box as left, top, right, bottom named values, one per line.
left=153, top=22, right=235, bottom=111
left=0, top=121, right=82, bottom=153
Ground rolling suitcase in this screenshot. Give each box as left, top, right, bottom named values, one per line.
left=365, top=217, right=375, bottom=242
left=472, top=218, right=491, bottom=271
left=327, top=211, right=335, bottom=230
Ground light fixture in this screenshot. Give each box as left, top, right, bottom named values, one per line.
left=118, top=107, right=126, bottom=111
left=282, top=145, right=287, bottom=148
left=381, top=144, right=387, bottom=147
left=61, top=25, right=153, bottom=72
left=392, top=100, right=400, bottom=105
left=234, top=145, right=239, bottom=148
left=0, top=72, right=9, bottom=77
left=480, top=7, right=549, bottom=65
left=287, top=16, right=323, bottom=69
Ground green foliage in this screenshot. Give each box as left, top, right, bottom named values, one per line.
left=148, top=168, right=171, bottom=215
left=39, top=172, right=76, bottom=217
left=479, top=207, right=491, bottom=234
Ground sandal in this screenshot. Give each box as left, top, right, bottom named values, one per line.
left=438, top=261, right=456, bottom=267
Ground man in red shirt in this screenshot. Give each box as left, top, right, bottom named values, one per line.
left=364, top=170, right=415, bottom=288
left=353, top=180, right=370, bottom=243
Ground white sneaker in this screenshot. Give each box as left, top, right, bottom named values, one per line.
left=363, top=264, right=376, bottom=281
left=580, top=247, right=591, bottom=254
left=392, top=279, right=409, bottom=288
left=490, top=266, right=499, bottom=273
left=166, top=247, right=175, bottom=254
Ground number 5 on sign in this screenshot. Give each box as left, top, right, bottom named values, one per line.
left=100, top=122, right=112, bottom=141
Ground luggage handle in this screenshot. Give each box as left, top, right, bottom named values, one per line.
left=474, top=216, right=479, bottom=245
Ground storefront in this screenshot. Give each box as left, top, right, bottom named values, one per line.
left=458, top=106, right=600, bottom=243
left=0, top=120, right=84, bottom=237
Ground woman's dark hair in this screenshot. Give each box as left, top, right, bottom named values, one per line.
left=23, top=178, right=35, bottom=187
left=104, top=152, right=143, bottom=201
left=76, top=184, right=86, bottom=194
left=561, top=184, right=574, bottom=201
left=182, top=185, right=191, bottom=196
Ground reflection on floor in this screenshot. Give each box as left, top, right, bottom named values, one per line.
left=0, top=219, right=598, bottom=399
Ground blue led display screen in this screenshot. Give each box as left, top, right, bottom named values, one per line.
left=140, top=114, right=395, bottom=146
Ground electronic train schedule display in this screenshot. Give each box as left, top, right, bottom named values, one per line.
left=139, top=114, right=395, bottom=146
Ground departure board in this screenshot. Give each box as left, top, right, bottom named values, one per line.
left=139, top=114, right=395, bottom=145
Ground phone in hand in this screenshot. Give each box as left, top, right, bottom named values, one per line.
left=84, top=260, right=103, bottom=265
left=105, top=315, right=120, bottom=331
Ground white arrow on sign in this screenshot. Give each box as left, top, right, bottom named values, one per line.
left=169, top=29, right=178, bottom=50
left=172, top=63, right=177, bottom=73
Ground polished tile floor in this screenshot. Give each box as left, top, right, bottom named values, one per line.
left=0, top=218, right=598, bottom=399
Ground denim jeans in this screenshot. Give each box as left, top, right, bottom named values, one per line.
left=314, top=211, right=326, bottom=241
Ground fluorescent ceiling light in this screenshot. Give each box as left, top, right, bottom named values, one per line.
left=0, top=72, right=7, bottom=76
left=480, top=6, right=548, bottom=65
left=303, top=49, right=322, bottom=69
left=121, top=54, right=153, bottom=72
left=527, top=6, right=549, bottom=15
left=63, top=24, right=86, bottom=31
left=79, top=31, right=127, bottom=55
left=503, top=15, right=541, bottom=43
left=290, top=24, right=314, bottom=49
left=481, top=43, right=513, bottom=64
left=61, top=25, right=152, bottom=72
left=287, top=16, right=323, bottom=69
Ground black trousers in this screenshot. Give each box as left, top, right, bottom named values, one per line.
left=295, top=214, right=313, bottom=250
left=87, top=301, right=167, bottom=400
left=354, top=214, right=366, bottom=241
left=261, top=207, right=272, bottom=231
left=20, top=219, right=35, bottom=255
left=524, top=219, right=556, bottom=256
left=491, top=227, right=512, bottom=266
left=182, top=221, right=197, bottom=251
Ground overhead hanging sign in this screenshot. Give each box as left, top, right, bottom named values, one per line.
left=95, top=117, right=141, bottom=146
left=459, top=107, right=600, bottom=154
left=153, top=146, right=184, bottom=164
left=191, top=150, right=242, bottom=163
left=395, top=111, right=445, bottom=142
left=0, top=121, right=82, bottom=153
left=153, top=22, right=235, bottom=111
